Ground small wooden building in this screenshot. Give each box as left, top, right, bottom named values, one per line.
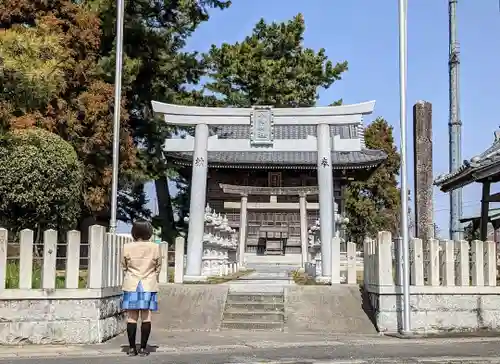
left=435, top=130, right=500, bottom=241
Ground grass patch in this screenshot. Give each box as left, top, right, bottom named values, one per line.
left=356, top=270, right=364, bottom=285
left=289, top=269, right=329, bottom=285
left=5, top=261, right=87, bottom=289
left=167, top=267, right=175, bottom=283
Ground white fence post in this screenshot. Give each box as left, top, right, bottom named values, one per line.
left=112, top=235, right=120, bottom=288
left=0, top=228, right=8, bottom=290
left=411, top=238, right=424, bottom=286
left=484, top=240, right=496, bottom=287
left=394, top=236, right=403, bottom=286
left=347, top=241, right=357, bottom=284
left=102, top=233, right=110, bottom=288
left=159, top=242, right=168, bottom=284
left=471, top=240, right=484, bottom=287
left=19, top=229, right=34, bottom=289
left=104, top=233, right=114, bottom=287
left=42, top=229, right=58, bottom=289
left=363, top=237, right=370, bottom=286
left=368, top=237, right=376, bottom=285
left=331, top=237, right=341, bottom=284
left=457, top=240, right=469, bottom=286
left=117, top=235, right=125, bottom=287
left=174, top=236, right=184, bottom=284
left=428, top=238, right=440, bottom=286
left=88, top=225, right=105, bottom=289
left=66, top=230, right=81, bottom=289
left=442, top=240, right=455, bottom=287
left=377, top=231, right=393, bottom=286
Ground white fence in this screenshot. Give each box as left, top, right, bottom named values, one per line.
left=309, top=240, right=361, bottom=284
left=364, top=231, right=497, bottom=290
left=0, top=225, right=172, bottom=297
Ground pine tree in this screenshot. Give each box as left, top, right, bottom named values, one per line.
left=203, top=14, right=347, bottom=107
left=345, top=118, right=401, bottom=242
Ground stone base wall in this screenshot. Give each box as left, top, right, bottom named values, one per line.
left=156, top=285, right=228, bottom=331
left=0, top=295, right=124, bottom=344
left=284, top=285, right=377, bottom=334
left=368, top=290, right=500, bottom=334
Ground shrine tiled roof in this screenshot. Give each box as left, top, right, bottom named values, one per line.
left=212, top=124, right=362, bottom=140
left=166, top=149, right=387, bottom=169
left=434, top=131, right=500, bottom=191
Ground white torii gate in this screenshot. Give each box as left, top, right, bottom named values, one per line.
left=151, top=101, right=375, bottom=283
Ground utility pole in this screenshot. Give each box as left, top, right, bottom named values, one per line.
left=448, top=0, right=463, bottom=241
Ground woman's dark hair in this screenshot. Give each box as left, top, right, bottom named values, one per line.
left=131, top=220, right=153, bottom=241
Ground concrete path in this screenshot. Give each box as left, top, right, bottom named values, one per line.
left=228, top=264, right=296, bottom=292
left=3, top=333, right=500, bottom=362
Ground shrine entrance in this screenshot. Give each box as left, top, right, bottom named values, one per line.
left=151, top=100, right=384, bottom=283
left=220, top=184, right=318, bottom=266
left=257, top=226, right=288, bottom=256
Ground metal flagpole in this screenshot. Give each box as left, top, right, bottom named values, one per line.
left=109, top=0, right=126, bottom=234
left=398, top=0, right=411, bottom=333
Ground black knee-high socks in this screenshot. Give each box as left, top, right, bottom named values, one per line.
left=126, top=322, right=137, bottom=350
left=127, top=321, right=151, bottom=350
left=140, top=322, right=151, bottom=349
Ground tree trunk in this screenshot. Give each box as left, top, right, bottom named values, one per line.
left=155, top=176, right=175, bottom=244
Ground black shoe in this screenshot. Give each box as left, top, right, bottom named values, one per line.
left=138, top=347, right=149, bottom=357
left=127, top=347, right=138, bottom=356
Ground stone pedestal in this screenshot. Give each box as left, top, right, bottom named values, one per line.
left=202, top=243, right=233, bottom=276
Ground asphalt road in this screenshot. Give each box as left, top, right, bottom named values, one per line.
left=2, top=341, right=500, bottom=364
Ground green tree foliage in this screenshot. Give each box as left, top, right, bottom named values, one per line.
left=0, top=1, right=143, bottom=224
left=0, top=128, right=83, bottom=233
left=0, top=0, right=233, bottom=235
left=203, top=14, right=347, bottom=107
left=0, top=20, right=68, bottom=118
left=345, top=118, right=401, bottom=242
left=93, top=0, right=231, bottom=240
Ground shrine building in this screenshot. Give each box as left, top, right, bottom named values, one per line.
left=435, top=129, right=500, bottom=241
left=152, top=101, right=387, bottom=283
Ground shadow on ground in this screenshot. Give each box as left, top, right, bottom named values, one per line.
left=359, top=285, right=378, bottom=332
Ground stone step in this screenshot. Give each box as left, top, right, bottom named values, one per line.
left=220, top=320, right=284, bottom=331
left=226, top=293, right=284, bottom=303
left=225, top=302, right=285, bottom=312
left=228, top=288, right=286, bottom=295
left=223, top=310, right=285, bottom=322
left=236, top=276, right=291, bottom=281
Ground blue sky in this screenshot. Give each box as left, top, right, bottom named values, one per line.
left=119, top=0, right=500, bottom=238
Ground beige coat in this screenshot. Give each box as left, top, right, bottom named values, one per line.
left=121, top=241, right=162, bottom=292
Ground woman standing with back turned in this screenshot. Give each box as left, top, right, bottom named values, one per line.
left=121, top=220, right=162, bottom=356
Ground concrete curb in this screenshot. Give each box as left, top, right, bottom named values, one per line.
left=311, top=361, right=500, bottom=364
left=3, top=336, right=500, bottom=359
left=0, top=342, right=344, bottom=359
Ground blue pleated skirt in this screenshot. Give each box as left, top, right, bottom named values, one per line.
left=121, top=281, right=158, bottom=311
